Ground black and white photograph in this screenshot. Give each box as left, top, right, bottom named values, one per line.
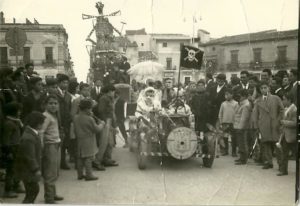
left=0, top=0, right=299, bottom=205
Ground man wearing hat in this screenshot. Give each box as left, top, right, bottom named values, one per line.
left=56, top=73, right=72, bottom=170
left=210, top=73, right=227, bottom=126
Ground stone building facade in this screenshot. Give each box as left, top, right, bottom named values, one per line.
left=200, top=29, right=298, bottom=79
left=0, top=12, right=74, bottom=80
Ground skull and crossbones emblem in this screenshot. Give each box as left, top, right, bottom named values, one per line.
left=184, top=48, right=201, bottom=62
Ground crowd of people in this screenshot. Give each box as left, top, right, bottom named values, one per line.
left=130, top=68, right=297, bottom=175
left=0, top=63, right=121, bottom=203
left=0, top=61, right=297, bottom=204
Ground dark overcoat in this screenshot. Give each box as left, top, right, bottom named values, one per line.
left=15, top=127, right=42, bottom=182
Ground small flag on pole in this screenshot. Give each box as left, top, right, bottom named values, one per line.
left=180, top=45, right=204, bottom=70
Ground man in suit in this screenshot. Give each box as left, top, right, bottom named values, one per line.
left=271, top=76, right=284, bottom=99
left=278, top=92, right=297, bottom=176
left=288, top=69, right=297, bottom=105
left=161, top=78, right=175, bottom=106
left=56, top=74, right=72, bottom=170
left=94, top=85, right=119, bottom=169
left=24, top=63, right=35, bottom=91
left=210, top=73, right=227, bottom=126
left=91, top=79, right=102, bottom=101
left=253, top=81, right=284, bottom=169
left=282, top=76, right=292, bottom=93
left=232, top=70, right=250, bottom=101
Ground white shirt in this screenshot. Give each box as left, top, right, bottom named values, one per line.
left=263, top=95, right=268, bottom=101
left=241, top=83, right=249, bottom=90
left=217, top=84, right=225, bottom=93
left=275, top=87, right=282, bottom=94
left=293, top=81, right=297, bottom=87
left=95, top=86, right=101, bottom=95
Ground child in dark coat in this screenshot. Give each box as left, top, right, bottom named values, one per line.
left=15, top=111, right=45, bottom=203
left=2, top=102, right=24, bottom=198
left=73, top=99, right=104, bottom=181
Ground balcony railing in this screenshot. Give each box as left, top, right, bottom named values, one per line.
left=225, top=60, right=297, bottom=71
left=42, top=60, right=57, bottom=67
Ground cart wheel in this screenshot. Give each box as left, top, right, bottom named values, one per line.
left=137, top=138, right=147, bottom=170
left=202, top=136, right=216, bottom=168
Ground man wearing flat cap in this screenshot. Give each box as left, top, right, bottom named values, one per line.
left=210, top=73, right=227, bottom=126
left=56, top=73, right=72, bottom=170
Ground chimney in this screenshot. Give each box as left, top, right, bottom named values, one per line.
left=0, top=12, right=5, bottom=24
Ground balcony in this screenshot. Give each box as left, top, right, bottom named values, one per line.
left=226, top=62, right=240, bottom=71
left=42, top=60, right=57, bottom=67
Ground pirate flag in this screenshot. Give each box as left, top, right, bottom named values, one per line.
left=180, top=45, right=204, bottom=70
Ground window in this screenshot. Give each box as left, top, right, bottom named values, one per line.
left=230, top=50, right=239, bottom=64
left=23, top=47, right=31, bottom=64
left=141, top=43, right=144, bottom=46
left=184, top=76, right=191, bottom=85
left=45, top=47, right=53, bottom=63
left=277, top=46, right=287, bottom=62
left=166, top=57, right=172, bottom=70
left=0, top=47, right=8, bottom=64
left=253, top=48, right=262, bottom=63
left=162, top=42, right=168, bottom=47
left=212, top=47, right=216, bottom=51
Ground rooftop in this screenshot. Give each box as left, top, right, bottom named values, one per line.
left=150, top=33, right=191, bottom=40
left=114, top=36, right=138, bottom=47
left=125, top=28, right=147, bottom=35
left=200, top=29, right=298, bottom=46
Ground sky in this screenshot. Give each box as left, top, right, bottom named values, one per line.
left=0, top=0, right=298, bottom=81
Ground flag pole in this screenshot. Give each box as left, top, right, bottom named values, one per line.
left=174, top=44, right=183, bottom=114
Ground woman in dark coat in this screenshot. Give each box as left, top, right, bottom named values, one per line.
left=15, top=111, right=45, bottom=204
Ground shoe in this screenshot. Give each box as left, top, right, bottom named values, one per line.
left=234, top=159, right=242, bottom=162
left=61, top=163, right=70, bottom=170
left=54, top=195, right=64, bottom=201
left=221, top=152, right=229, bottom=156
left=103, top=161, right=119, bottom=167
left=78, top=175, right=86, bottom=180
left=232, top=153, right=238, bottom=157
left=4, top=191, right=18, bottom=198
left=277, top=172, right=288, bottom=176
left=94, top=164, right=106, bottom=171
left=262, top=164, right=273, bottom=169
left=14, top=185, right=25, bottom=193
left=235, top=161, right=247, bottom=165
left=123, top=143, right=129, bottom=148
left=85, top=176, right=98, bottom=181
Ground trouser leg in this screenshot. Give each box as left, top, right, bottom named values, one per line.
left=231, top=130, right=237, bottom=155
left=43, top=144, right=59, bottom=202
left=4, top=158, right=14, bottom=192
left=238, top=130, right=248, bottom=162
left=280, top=137, right=289, bottom=173
left=84, top=157, right=94, bottom=178
left=262, top=141, right=273, bottom=165
left=23, top=181, right=39, bottom=204
left=77, top=157, right=84, bottom=177
left=117, top=121, right=128, bottom=143
left=95, top=124, right=109, bottom=165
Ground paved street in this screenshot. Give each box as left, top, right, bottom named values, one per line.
left=1, top=141, right=296, bottom=205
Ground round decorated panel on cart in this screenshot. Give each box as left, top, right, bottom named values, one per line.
left=166, top=127, right=197, bottom=160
